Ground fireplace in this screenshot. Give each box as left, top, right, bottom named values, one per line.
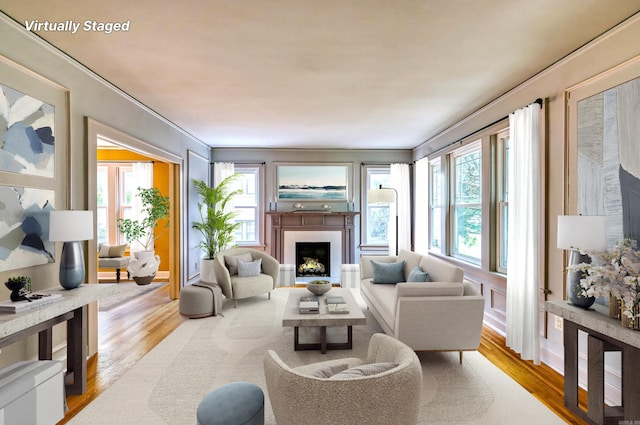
left=296, top=242, right=330, bottom=277
left=267, top=211, right=359, bottom=279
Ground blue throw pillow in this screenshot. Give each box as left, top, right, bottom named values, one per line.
left=371, top=260, right=405, bottom=284
left=407, top=265, right=431, bottom=282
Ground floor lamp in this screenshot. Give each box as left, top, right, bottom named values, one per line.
left=368, top=185, right=398, bottom=255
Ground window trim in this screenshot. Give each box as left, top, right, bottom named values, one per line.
left=428, top=158, right=443, bottom=252
left=449, top=140, right=482, bottom=264
left=361, top=164, right=391, bottom=248
left=495, top=128, right=510, bottom=274
left=232, top=164, right=265, bottom=247
left=426, top=119, right=509, bottom=274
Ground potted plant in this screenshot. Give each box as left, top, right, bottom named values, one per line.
left=4, top=276, right=32, bottom=301
left=117, top=187, right=170, bottom=284
left=192, top=174, right=243, bottom=281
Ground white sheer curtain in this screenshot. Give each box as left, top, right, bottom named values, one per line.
left=414, top=158, right=429, bottom=255
left=213, top=162, right=236, bottom=251
left=390, top=163, right=411, bottom=256
left=130, top=162, right=153, bottom=252
left=506, top=102, right=542, bottom=364
left=213, top=162, right=235, bottom=186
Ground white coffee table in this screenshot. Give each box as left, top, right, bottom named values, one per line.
left=282, top=288, right=366, bottom=354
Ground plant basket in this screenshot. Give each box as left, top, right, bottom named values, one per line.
left=621, top=304, right=640, bottom=330
left=609, top=294, right=622, bottom=319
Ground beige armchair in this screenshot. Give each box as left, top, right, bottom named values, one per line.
left=213, top=248, right=279, bottom=307
left=264, top=333, right=422, bottom=425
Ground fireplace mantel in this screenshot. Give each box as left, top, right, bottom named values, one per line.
left=267, top=211, right=359, bottom=265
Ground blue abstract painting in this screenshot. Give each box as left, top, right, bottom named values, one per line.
left=0, top=83, right=55, bottom=178
left=0, top=185, right=55, bottom=272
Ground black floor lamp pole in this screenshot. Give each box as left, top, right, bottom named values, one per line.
left=394, top=213, right=399, bottom=256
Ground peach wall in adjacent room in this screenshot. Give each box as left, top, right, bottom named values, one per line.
left=97, top=149, right=170, bottom=276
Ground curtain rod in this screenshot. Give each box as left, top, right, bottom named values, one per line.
left=211, top=161, right=266, bottom=165
left=96, top=160, right=154, bottom=164
left=417, top=98, right=544, bottom=161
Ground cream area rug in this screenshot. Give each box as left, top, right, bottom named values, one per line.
left=98, top=281, right=168, bottom=311
left=70, top=288, right=564, bottom=425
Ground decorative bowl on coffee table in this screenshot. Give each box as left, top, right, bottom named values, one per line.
left=306, top=280, right=332, bottom=296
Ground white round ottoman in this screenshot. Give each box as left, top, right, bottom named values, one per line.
left=196, top=382, right=264, bottom=425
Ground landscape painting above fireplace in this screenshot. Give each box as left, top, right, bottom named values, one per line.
left=276, top=163, right=350, bottom=201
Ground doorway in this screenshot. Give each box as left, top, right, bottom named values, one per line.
left=86, top=119, right=182, bottom=353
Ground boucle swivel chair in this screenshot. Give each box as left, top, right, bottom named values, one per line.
left=264, top=333, right=422, bottom=425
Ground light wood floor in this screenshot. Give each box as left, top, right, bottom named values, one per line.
left=58, top=285, right=587, bottom=424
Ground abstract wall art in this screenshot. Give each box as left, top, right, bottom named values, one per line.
left=575, top=70, right=640, bottom=246
left=0, top=83, right=55, bottom=178
left=0, top=185, right=55, bottom=272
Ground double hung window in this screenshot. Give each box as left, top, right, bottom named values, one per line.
left=363, top=165, right=391, bottom=246
left=451, top=143, right=482, bottom=263
left=231, top=165, right=261, bottom=245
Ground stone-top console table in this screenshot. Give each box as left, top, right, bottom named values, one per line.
left=546, top=301, right=640, bottom=425
left=0, top=284, right=117, bottom=395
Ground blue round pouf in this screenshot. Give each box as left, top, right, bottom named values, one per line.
left=197, top=382, right=264, bottom=425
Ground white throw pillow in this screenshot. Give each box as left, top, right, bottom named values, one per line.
left=328, top=362, right=398, bottom=379
left=224, top=253, right=253, bottom=275
left=238, top=258, right=262, bottom=277
left=308, top=364, right=349, bottom=379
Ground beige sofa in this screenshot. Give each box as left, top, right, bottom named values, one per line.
left=264, top=333, right=422, bottom=425
left=360, top=249, right=484, bottom=362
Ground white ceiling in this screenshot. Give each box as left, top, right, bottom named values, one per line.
left=1, top=1, right=639, bottom=149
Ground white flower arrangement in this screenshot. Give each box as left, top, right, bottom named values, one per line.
left=568, top=238, right=640, bottom=324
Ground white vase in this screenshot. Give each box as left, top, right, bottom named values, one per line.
left=127, top=250, right=160, bottom=285
left=200, top=258, right=217, bottom=283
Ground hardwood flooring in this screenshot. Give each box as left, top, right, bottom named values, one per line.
left=58, top=285, right=587, bottom=424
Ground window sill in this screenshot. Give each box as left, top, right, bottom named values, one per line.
left=429, top=252, right=507, bottom=286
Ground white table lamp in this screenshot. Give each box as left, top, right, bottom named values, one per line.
left=49, top=210, right=94, bottom=290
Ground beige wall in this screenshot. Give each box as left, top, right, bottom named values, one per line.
left=413, top=15, right=640, bottom=373
left=2, top=7, right=640, bottom=382
left=0, top=14, right=209, bottom=367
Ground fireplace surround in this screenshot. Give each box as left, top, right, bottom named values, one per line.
left=267, top=211, right=358, bottom=278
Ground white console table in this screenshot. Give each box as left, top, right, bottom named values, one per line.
left=546, top=301, right=640, bottom=425
left=0, top=284, right=116, bottom=395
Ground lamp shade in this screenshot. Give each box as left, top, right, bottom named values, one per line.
left=367, top=187, right=396, bottom=204
left=49, top=210, right=94, bottom=242
left=557, top=215, right=607, bottom=252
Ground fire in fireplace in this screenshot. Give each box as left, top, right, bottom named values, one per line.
left=296, top=242, right=330, bottom=277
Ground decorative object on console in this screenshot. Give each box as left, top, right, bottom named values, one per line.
left=306, top=279, right=331, bottom=295
left=557, top=215, right=607, bottom=309
left=4, top=276, right=32, bottom=302
left=367, top=184, right=398, bottom=255
left=569, top=237, right=640, bottom=329
left=49, top=210, right=94, bottom=290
